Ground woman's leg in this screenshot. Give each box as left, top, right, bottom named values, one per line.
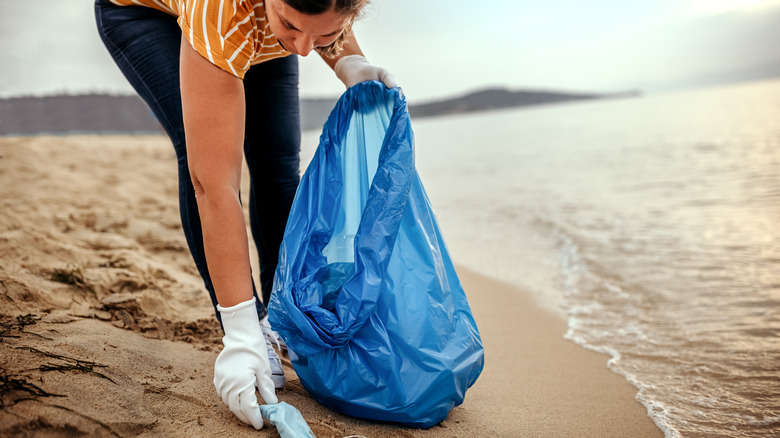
left=94, top=0, right=266, bottom=322
left=242, top=56, right=302, bottom=307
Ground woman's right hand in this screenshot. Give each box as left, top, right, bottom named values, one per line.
left=214, top=297, right=278, bottom=429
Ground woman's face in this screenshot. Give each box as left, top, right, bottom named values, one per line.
left=266, top=0, right=349, bottom=56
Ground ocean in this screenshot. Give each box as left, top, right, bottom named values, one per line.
left=305, top=78, right=780, bottom=437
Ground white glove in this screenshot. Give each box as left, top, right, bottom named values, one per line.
left=214, top=297, right=278, bottom=429
left=334, top=54, right=398, bottom=89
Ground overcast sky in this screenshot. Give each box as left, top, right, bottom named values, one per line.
left=2, top=0, right=780, bottom=102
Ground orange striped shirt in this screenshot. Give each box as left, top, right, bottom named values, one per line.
left=108, top=0, right=291, bottom=79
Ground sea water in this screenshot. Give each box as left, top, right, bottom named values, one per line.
left=301, top=78, right=780, bottom=437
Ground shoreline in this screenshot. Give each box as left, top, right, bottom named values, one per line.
left=0, top=135, right=662, bottom=436
left=456, top=267, right=662, bottom=437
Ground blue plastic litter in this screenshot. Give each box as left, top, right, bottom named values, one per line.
left=268, top=81, right=484, bottom=428
left=259, top=402, right=314, bottom=438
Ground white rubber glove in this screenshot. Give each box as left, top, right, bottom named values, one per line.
left=334, top=54, right=398, bottom=89
left=214, top=297, right=278, bottom=429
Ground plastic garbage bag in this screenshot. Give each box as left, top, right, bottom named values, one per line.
left=268, top=81, right=484, bottom=428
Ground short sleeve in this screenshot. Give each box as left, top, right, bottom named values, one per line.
left=176, top=0, right=258, bottom=79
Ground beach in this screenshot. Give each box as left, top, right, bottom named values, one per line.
left=0, top=134, right=662, bottom=437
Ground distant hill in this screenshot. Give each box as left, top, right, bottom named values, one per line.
left=0, top=88, right=636, bottom=136
left=301, top=87, right=632, bottom=130
left=408, top=88, right=608, bottom=118
left=0, top=95, right=163, bottom=136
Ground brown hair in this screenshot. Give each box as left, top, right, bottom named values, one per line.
left=283, top=0, right=369, bottom=58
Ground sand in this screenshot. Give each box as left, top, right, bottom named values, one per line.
left=0, top=135, right=663, bottom=437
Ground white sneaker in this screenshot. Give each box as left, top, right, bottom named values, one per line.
left=260, top=318, right=285, bottom=389
left=260, top=317, right=287, bottom=353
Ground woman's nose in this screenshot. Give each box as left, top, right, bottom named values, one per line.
left=293, top=34, right=315, bottom=56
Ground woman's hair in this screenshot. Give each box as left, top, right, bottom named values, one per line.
left=283, top=0, right=369, bottom=58
left=283, top=0, right=368, bottom=16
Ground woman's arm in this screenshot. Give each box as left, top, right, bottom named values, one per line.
left=179, top=35, right=253, bottom=308
left=180, top=36, right=277, bottom=428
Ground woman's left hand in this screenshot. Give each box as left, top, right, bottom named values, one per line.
left=334, top=55, right=398, bottom=89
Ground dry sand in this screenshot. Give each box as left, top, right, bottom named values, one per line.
left=0, top=135, right=662, bottom=437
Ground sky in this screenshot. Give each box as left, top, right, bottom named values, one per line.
left=1, top=0, right=780, bottom=102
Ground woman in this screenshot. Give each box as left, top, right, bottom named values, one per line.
left=95, top=0, right=396, bottom=429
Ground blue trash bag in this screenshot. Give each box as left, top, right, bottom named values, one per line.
left=268, top=81, right=484, bottom=428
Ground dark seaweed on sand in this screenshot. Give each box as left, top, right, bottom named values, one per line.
left=16, top=347, right=116, bottom=384
left=48, top=266, right=95, bottom=295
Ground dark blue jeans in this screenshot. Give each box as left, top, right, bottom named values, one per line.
left=95, top=0, right=301, bottom=323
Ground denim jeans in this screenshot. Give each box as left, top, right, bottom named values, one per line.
left=95, top=0, right=301, bottom=323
